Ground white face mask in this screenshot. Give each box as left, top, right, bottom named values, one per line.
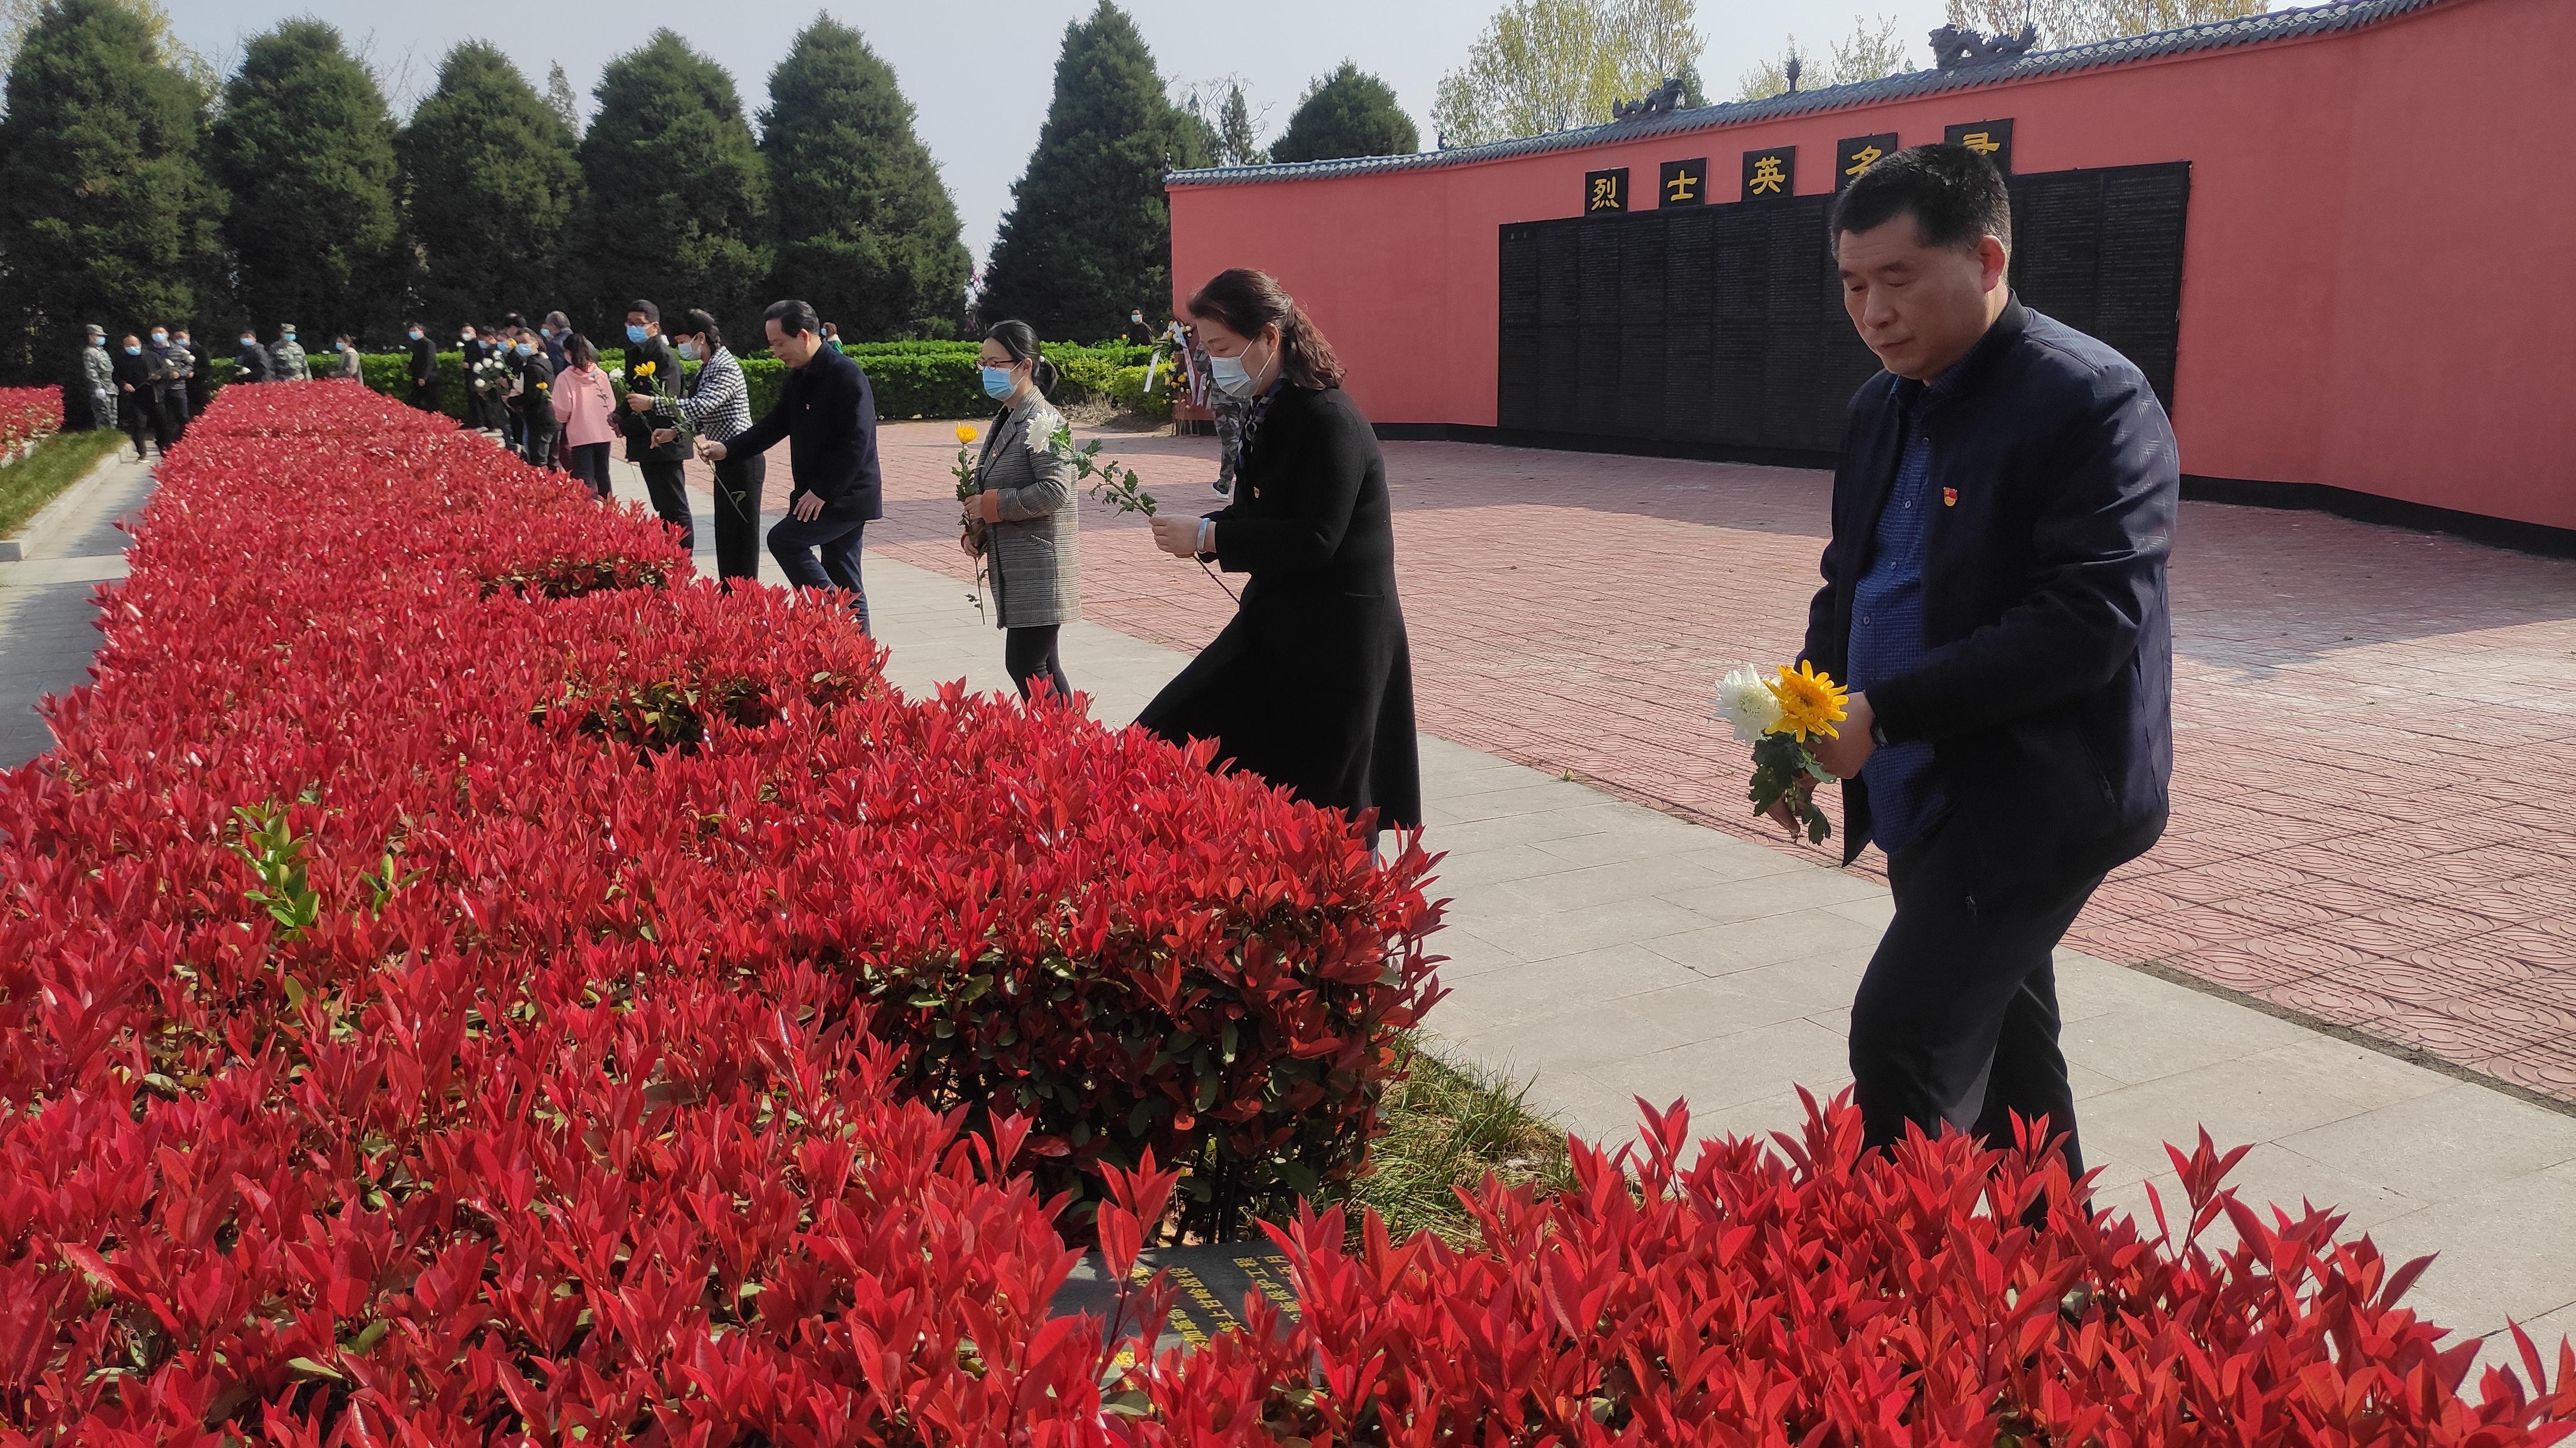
left=1207, top=336, right=1272, bottom=399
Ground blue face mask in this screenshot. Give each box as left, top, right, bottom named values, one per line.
left=1207, top=339, right=1270, bottom=400
left=980, top=365, right=1016, bottom=400
left=625, top=324, right=650, bottom=346
left=283, top=331, right=295, bottom=341
left=150, top=332, right=167, bottom=345
left=514, top=342, right=533, bottom=356
left=676, top=340, right=699, bottom=361
left=408, top=330, right=421, bottom=341
left=124, top=345, right=140, bottom=356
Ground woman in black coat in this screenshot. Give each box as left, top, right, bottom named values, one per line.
left=1139, top=268, right=1421, bottom=832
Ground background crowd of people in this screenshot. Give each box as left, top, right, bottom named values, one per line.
left=84, top=317, right=364, bottom=461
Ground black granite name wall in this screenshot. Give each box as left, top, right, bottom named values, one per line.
left=1497, top=161, right=2190, bottom=453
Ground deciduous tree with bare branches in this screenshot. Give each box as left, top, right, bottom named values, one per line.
left=1431, top=0, right=1704, bottom=146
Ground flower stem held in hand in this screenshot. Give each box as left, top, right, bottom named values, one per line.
left=953, top=423, right=988, bottom=621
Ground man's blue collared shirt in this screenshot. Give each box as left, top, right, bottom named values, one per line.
left=1846, top=384, right=1947, bottom=856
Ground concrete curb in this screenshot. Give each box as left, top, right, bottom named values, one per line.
left=0, top=443, right=130, bottom=563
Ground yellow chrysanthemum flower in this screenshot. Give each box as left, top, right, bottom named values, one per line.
left=1767, top=661, right=1849, bottom=742
left=633, top=361, right=656, bottom=379
left=955, top=423, right=978, bottom=444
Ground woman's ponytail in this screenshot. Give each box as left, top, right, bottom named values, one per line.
left=1031, top=355, right=1061, bottom=403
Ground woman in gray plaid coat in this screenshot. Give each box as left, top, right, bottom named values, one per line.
left=964, top=321, right=1081, bottom=700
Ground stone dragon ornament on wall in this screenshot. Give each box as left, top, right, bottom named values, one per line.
left=1930, top=22, right=2041, bottom=68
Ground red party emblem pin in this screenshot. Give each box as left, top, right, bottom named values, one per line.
left=1941, top=487, right=1958, bottom=507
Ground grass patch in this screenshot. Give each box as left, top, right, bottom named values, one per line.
left=0, top=428, right=126, bottom=539
left=1335, top=1034, right=1577, bottom=1248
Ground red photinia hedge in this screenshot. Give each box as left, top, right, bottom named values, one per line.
left=0, top=385, right=1440, bottom=1440
left=0, top=388, right=63, bottom=451
left=1124, top=1097, right=2576, bottom=1446
left=6, top=384, right=2567, bottom=1445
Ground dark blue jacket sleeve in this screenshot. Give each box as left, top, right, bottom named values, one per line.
left=728, top=372, right=793, bottom=460
left=1865, top=369, right=2179, bottom=744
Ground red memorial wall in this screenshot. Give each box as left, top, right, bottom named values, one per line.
left=1167, top=0, right=2576, bottom=532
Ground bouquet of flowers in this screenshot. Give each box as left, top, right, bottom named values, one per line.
left=1715, top=661, right=1850, bottom=844
left=470, top=351, right=514, bottom=399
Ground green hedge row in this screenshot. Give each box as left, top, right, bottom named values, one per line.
left=311, top=341, right=1170, bottom=424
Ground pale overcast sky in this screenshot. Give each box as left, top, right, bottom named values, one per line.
left=168, top=0, right=1954, bottom=266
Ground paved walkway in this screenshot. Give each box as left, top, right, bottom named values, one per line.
left=859, top=422, right=2576, bottom=1105
left=0, top=448, right=152, bottom=769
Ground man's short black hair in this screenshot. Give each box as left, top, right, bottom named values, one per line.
left=626, top=299, right=660, bottom=324
left=1832, top=143, right=2012, bottom=255
left=764, top=299, right=819, bottom=339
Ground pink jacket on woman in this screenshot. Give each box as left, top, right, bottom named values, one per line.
left=552, top=364, right=617, bottom=448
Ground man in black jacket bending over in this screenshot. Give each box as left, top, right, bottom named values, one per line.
left=1780, top=144, right=2177, bottom=1180
left=700, top=300, right=882, bottom=631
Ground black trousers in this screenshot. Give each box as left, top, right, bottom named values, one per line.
left=1005, top=625, right=1070, bottom=701
left=121, top=392, right=155, bottom=457
left=710, top=452, right=765, bottom=584
left=767, top=515, right=868, bottom=633
left=1847, top=811, right=2162, bottom=1177
left=152, top=389, right=186, bottom=451
left=637, top=457, right=693, bottom=550
left=520, top=417, right=555, bottom=470
left=565, top=443, right=611, bottom=500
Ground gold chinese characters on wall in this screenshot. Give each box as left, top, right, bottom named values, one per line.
left=1658, top=158, right=1706, bottom=208
left=1837, top=134, right=1900, bottom=192
left=1741, top=146, right=1797, bottom=201
left=1944, top=119, right=2016, bottom=173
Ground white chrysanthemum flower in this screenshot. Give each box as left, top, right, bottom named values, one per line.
left=1714, top=666, right=1784, bottom=744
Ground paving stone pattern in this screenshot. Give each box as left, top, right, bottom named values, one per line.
left=861, top=420, right=2576, bottom=1103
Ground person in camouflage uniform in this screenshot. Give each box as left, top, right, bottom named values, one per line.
left=1210, top=392, right=1248, bottom=497
left=269, top=324, right=310, bottom=382
left=81, top=326, right=116, bottom=431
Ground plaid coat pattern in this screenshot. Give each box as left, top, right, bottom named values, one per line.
left=975, top=395, right=1081, bottom=629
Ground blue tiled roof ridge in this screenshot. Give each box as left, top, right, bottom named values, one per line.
left=1167, top=0, right=2456, bottom=187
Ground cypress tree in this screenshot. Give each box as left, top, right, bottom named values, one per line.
left=398, top=42, right=580, bottom=330
left=761, top=18, right=968, bottom=341
left=213, top=19, right=401, bottom=343
left=0, top=0, right=223, bottom=383
left=1270, top=62, right=1419, bottom=164
left=575, top=30, right=768, bottom=336
left=980, top=2, right=1207, bottom=341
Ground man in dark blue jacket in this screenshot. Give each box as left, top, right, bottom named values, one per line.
left=701, top=299, right=882, bottom=630
left=1784, top=144, right=2177, bottom=1179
